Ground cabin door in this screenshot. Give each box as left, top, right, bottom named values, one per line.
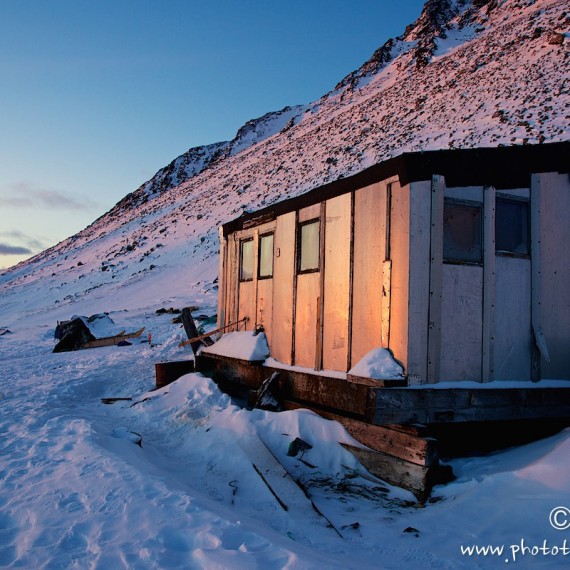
left=438, top=194, right=485, bottom=381
left=492, top=193, right=532, bottom=380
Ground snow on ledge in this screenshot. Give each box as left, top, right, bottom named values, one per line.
left=407, top=379, right=570, bottom=389
left=200, top=331, right=270, bottom=361
left=348, top=348, right=405, bottom=380
left=264, top=357, right=347, bottom=379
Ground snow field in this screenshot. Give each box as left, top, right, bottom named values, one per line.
left=1, top=309, right=569, bottom=568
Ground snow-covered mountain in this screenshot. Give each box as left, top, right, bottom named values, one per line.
left=1, top=0, right=568, bottom=322
left=124, top=105, right=308, bottom=209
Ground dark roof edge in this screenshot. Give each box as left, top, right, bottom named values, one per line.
left=222, top=142, right=570, bottom=236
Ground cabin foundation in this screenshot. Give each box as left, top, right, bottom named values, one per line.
left=195, top=352, right=570, bottom=501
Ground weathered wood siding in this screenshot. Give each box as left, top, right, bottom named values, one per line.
left=407, top=181, right=431, bottom=384
left=323, top=194, right=351, bottom=371
left=351, top=182, right=386, bottom=366
left=271, top=212, right=296, bottom=364
left=388, top=180, right=410, bottom=372
left=440, top=264, right=483, bottom=380
left=439, top=185, right=484, bottom=381
left=535, top=172, right=570, bottom=379
left=225, top=235, right=240, bottom=327
left=238, top=280, right=255, bottom=331
left=494, top=256, right=531, bottom=379
left=294, top=205, right=322, bottom=367
left=294, top=272, right=320, bottom=367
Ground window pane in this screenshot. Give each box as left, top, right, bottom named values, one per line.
left=259, top=234, right=274, bottom=278
left=299, top=221, right=320, bottom=271
left=240, top=239, right=254, bottom=280
left=496, top=198, right=529, bottom=255
left=443, top=201, right=482, bottom=263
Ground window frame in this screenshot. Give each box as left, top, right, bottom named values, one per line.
left=297, top=218, right=321, bottom=274
left=239, top=237, right=255, bottom=282
left=257, top=232, right=274, bottom=280
left=495, top=195, right=530, bottom=259
left=443, top=198, right=483, bottom=266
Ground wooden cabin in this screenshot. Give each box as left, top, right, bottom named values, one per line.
left=216, top=142, right=570, bottom=384
left=196, top=143, right=570, bottom=499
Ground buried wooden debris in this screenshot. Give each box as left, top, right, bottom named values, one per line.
left=341, top=443, right=453, bottom=504
left=82, top=327, right=145, bottom=349
left=252, top=371, right=281, bottom=411
left=287, top=437, right=313, bottom=458
left=101, top=397, right=133, bottom=405
left=180, top=307, right=214, bottom=352
left=155, top=360, right=195, bottom=389
left=179, top=316, right=249, bottom=349
left=252, top=463, right=289, bottom=512
left=228, top=480, right=238, bottom=505
left=258, top=435, right=344, bottom=539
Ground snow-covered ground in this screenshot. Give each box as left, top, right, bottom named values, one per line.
left=1, top=302, right=569, bottom=569
left=1, top=0, right=568, bottom=566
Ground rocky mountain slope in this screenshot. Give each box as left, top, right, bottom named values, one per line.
left=1, top=0, right=568, bottom=322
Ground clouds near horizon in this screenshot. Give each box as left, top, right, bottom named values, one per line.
left=1, top=182, right=100, bottom=212
left=0, top=243, right=33, bottom=255
left=0, top=230, right=49, bottom=256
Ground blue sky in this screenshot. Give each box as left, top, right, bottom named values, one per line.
left=0, top=1, right=425, bottom=269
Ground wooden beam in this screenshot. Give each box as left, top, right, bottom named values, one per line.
left=179, top=318, right=247, bottom=348
left=283, top=401, right=438, bottom=467
left=373, top=387, right=570, bottom=425
left=341, top=444, right=453, bottom=503
left=273, top=368, right=370, bottom=416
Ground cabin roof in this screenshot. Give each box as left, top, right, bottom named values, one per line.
left=222, top=142, right=570, bottom=236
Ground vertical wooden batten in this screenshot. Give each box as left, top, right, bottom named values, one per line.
left=381, top=182, right=393, bottom=349
left=316, top=201, right=327, bottom=371
left=427, top=175, right=444, bottom=383
left=530, top=174, right=544, bottom=380
left=217, top=226, right=227, bottom=332
left=482, top=185, right=496, bottom=381
left=347, top=191, right=356, bottom=371
left=291, top=210, right=299, bottom=365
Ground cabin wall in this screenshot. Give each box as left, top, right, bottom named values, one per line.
left=271, top=212, right=296, bottom=365
left=323, top=194, right=352, bottom=371
left=535, top=172, right=570, bottom=379
left=218, top=159, right=569, bottom=384
left=388, top=180, right=411, bottom=373
left=406, top=181, right=431, bottom=384
left=294, top=205, right=322, bottom=368
left=351, top=182, right=386, bottom=366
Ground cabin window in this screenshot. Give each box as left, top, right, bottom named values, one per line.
left=258, top=233, right=274, bottom=278
left=495, top=197, right=529, bottom=256
left=298, top=219, right=320, bottom=272
left=443, top=200, right=482, bottom=264
left=240, top=238, right=254, bottom=281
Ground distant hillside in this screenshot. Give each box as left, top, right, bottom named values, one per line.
left=1, top=0, right=568, bottom=322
